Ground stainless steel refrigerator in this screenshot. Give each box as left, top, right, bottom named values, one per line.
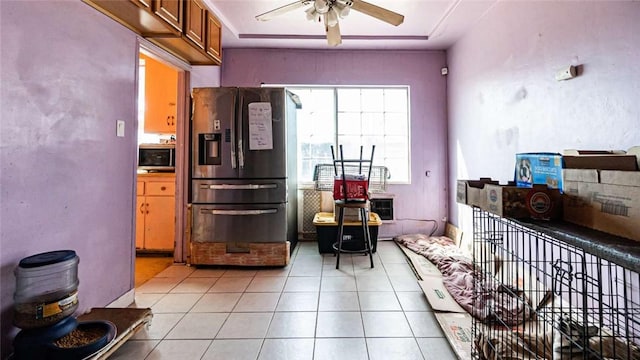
left=190, top=87, right=299, bottom=265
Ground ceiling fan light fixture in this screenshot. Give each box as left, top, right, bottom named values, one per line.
left=333, top=2, right=350, bottom=18
left=314, top=0, right=329, bottom=14
left=305, top=6, right=321, bottom=21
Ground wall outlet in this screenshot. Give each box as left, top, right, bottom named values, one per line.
left=116, top=120, right=125, bottom=137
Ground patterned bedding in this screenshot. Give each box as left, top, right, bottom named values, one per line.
left=395, top=234, right=640, bottom=360
left=394, top=233, right=534, bottom=326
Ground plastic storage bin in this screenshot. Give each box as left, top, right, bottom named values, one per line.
left=313, top=212, right=382, bottom=253
left=13, top=250, right=80, bottom=329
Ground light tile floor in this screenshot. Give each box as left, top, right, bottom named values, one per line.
left=110, top=240, right=458, bottom=360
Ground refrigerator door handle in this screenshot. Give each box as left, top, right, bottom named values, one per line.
left=238, top=139, right=244, bottom=169
left=231, top=149, right=236, bottom=169
left=231, top=94, right=237, bottom=169
left=200, top=209, right=278, bottom=216
left=237, top=91, right=245, bottom=169
left=201, top=184, right=278, bottom=190
left=231, top=133, right=237, bottom=169
left=238, top=99, right=244, bottom=169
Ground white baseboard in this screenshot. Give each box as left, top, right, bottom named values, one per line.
left=107, top=288, right=135, bottom=308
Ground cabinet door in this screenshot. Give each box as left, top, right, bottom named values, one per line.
left=135, top=195, right=146, bottom=249
left=131, top=0, right=151, bottom=10
left=144, top=196, right=175, bottom=250
left=154, top=0, right=183, bottom=32
left=144, top=55, right=178, bottom=134
left=185, top=0, right=206, bottom=50
left=206, top=12, right=221, bottom=61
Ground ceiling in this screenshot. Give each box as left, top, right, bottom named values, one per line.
left=205, top=0, right=497, bottom=50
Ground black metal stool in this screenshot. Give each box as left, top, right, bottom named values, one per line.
left=331, top=145, right=375, bottom=270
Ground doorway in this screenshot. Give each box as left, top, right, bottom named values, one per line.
left=134, top=42, right=190, bottom=287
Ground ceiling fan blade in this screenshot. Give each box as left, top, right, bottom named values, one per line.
left=325, top=20, right=342, bottom=46
left=349, top=0, right=404, bottom=26
left=256, top=0, right=311, bottom=21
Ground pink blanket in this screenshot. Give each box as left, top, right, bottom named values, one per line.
left=395, top=234, right=533, bottom=325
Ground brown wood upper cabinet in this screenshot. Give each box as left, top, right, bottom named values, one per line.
left=131, top=0, right=151, bottom=10
left=83, top=0, right=221, bottom=65
left=206, top=11, right=222, bottom=62
left=185, top=0, right=206, bottom=50
left=154, top=0, right=183, bottom=33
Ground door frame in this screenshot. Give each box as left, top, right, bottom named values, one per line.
left=136, top=38, right=191, bottom=264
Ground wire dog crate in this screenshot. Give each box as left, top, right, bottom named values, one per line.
left=313, top=164, right=389, bottom=193
left=472, top=207, right=640, bottom=359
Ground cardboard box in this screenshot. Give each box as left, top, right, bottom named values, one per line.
left=628, top=146, right=640, bottom=169
left=434, top=313, right=473, bottom=360
left=563, top=169, right=640, bottom=241
left=398, top=245, right=442, bottom=278
left=515, top=153, right=564, bottom=189
left=516, top=151, right=638, bottom=190
left=563, top=150, right=638, bottom=171
left=418, top=277, right=466, bottom=313
left=456, top=178, right=499, bottom=208
left=484, top=183, right=562, bottom=220
left=444, top=223, right=464, bottom=247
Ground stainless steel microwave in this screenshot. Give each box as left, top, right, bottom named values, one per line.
left=138, top=144, right=175, bottom=171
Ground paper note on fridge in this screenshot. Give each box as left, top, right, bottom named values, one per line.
left=248, top=102, right=273, bottom=150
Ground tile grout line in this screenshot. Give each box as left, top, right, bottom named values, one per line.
left=312, top=247, right=323, bottom=359
left=132, top=242, right=451, bottom=359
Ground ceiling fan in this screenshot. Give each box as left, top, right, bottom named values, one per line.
left=255, top=0, right=404, bottom=46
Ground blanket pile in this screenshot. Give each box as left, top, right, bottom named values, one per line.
left=394, top=233, right=534, bottom=326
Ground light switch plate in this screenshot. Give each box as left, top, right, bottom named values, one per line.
left=116, top=120, right=125, bottom=137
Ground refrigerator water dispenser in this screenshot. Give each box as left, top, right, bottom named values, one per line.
left=199, top=133, right=221, bottom=165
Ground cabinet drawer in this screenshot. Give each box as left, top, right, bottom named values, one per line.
left=137, top=181, right=145, bottom=195
left=146, top=181, right=175, bottom=196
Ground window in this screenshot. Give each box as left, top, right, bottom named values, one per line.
left=288, top=86, right=410, bottom=185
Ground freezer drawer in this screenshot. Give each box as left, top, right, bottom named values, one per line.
left=192, top=179, right=287, bottom=204
left=191, top=203, right=287, bottom=243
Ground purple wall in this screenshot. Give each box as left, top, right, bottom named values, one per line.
left=446, top=2, right=640, bottom=238
left=0, top=1, right=138, bottom=355
left=190, top=66, right=221, bottom=89
left=221, top=49, right=449, bottom=237
left=7, top=0, right=637, bottom=355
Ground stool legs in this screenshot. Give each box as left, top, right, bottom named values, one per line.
left=335, top=207, right=345, bottom=269
left=335, top=207, right=374, bottom=270
left=359, top=208, right=374, bottom=268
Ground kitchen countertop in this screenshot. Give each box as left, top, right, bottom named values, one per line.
left=137, top=170, right=175, bottom=177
